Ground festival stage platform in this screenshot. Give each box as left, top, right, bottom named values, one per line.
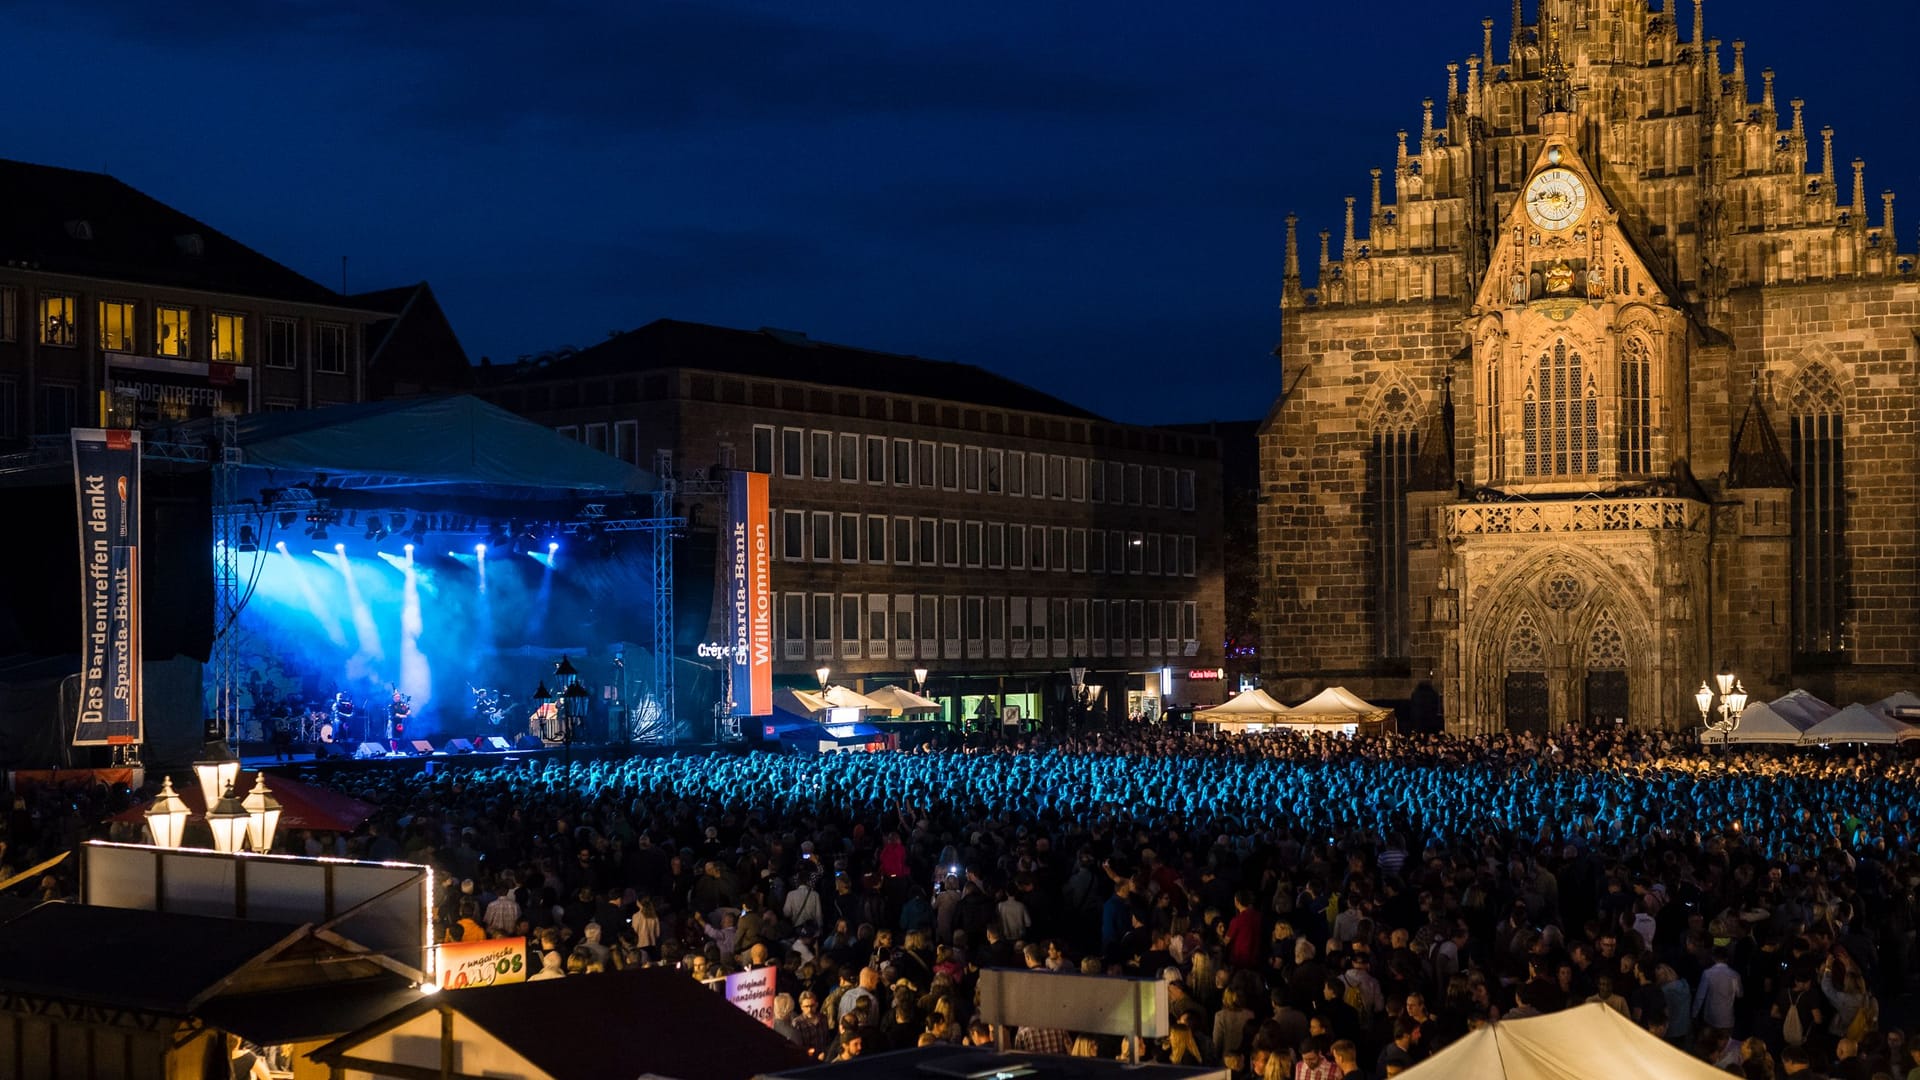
left=233, top=739, right=720, bottom=776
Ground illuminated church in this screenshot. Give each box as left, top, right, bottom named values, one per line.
left=1258, top=0, right=1919, bottom=732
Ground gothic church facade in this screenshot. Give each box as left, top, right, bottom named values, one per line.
left=1259, top=0, right=1920, bottom=732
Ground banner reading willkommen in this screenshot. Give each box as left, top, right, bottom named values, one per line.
left=71, top=429, right=142, bottom=746
left=727, top=470, right=773, bottom=717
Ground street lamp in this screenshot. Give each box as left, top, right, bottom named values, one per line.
left=913, top=667, right=928, bottom=694
left=815, top=666, right=831, bottom=689
left=532, top=681, right=554, bottom=741
left=144, top=776, right=189, bottom=849
left=1696, top=664, right=1749, bottom=746
left=206, top=783, right=251, bottom=855
left=192, top=740, right=241, bottom=813
left=243, top=776, right=283, bottom=853
left=562, top=681, right=591, bottom=765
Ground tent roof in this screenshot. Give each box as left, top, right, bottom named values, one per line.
left=1871, top=690, right=1920, bottom=719
left=1400, top=1003, right=1733, bottom=1080
left=0, top=903, right=306, bottom=1014
left=1802, top=703, right=1920, bottom=744
left=864, top=685, right=942, bottom=714
left=821, top=685, right=888, bottom=711
left=1769, top=689, right=1838, bottom=728
left=1196, top=688, right=1293, bottom=719
left=206, top=395, right=655, bottom=498
left=1288, top=686, right=1392, bottom=719
left=774, top=688, right=830, bottom=716
left=112, top=772, right=378, bottom=833
left=1698, top=701, right=1810, bottom=745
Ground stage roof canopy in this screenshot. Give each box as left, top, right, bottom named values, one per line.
left=211, top=395, right=656, bottom=497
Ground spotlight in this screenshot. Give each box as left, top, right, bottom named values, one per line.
left=548, top=542, right=559, bottom=554
left=335, top=542, right=347, bottom=556
left=475, top=543, right=487, bottom=557
left=275, top=540, right=289, bottom=553
left=403, top=543, right=415, bottom=555
left=364, top=514, right=388, bottom=541
left=237, top=525, right=258, bottom=553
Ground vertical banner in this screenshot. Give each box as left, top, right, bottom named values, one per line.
left=71, top=429, right=142, bottom=746
left=728, top=470, right=773, bottom=717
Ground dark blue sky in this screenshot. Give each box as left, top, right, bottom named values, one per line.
left=2, top=1, right=1913, bottom=424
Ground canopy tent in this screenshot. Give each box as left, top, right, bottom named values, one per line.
left=1194, top=688, right=1293, bottom=721
left=113, top=772, right=378, bottom=834
left=1871, top=690, right=1920, bottom=720
left=1770, top=689, right=1838, bottom=729
left=1287, top=686, right=1395, bottom=724
left=773, top=688, right=831, bottom=717
left=820, top=685, right=889, bottom=712
left=863, top=685, right=943, bottom=716
left=204, top=395, right=657, bottom=499
left=1400, top=1003, right=1732, bottom=1080
left=1696, top=700, right=1811, bottom=745
left=1800, top=703, right=1920, bottom=744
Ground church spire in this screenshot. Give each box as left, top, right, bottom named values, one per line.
left=1343, top=197, right=1357, bottom=260
left=1283, top=213, right=1302, bottom=295
left=1542, top=18, right=1574, bottom=114
left=1853, top=159, right=1868, bottom=231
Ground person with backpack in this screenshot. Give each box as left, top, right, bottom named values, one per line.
left=1775, top=967, right=1828, bottom=1057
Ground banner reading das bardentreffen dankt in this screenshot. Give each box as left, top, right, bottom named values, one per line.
left=71, top=429, right=142, bottom=746
left=727, top=470, right=772, bottom=717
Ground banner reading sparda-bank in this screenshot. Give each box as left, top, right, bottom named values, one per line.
left=71, top=428, right=142, bottom=747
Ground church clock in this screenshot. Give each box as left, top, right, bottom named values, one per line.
left=1524, top=168, right=1588, bottom=231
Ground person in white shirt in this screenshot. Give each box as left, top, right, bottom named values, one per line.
left=1692, top=947, right=1742, bottom=1032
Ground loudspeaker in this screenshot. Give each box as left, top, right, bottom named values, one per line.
left=410, top=740, right=435, bottom=754
left=515, top=734, right=545, bottom=751
left=445, top=738, right=475, bottom=754
left=354, top=742, right=387, bottom=760
left=483, top=737, right=512, bottom=752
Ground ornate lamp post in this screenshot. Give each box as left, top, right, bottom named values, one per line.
left=1068, top=665, right=1090, bottom=731
left=562, top=682, right=591, bottom=766
left=913, top=667, right=929, bottom=695
left=815, top=665, right=831, bottom=690
left=144, top=776, right=189, bottom=849
left=192, top=740, right=241, bottom=814
left=205, top=783, right=251, bottom=855
left=532, top=681, right=554, bottom=742
left=1696, top=665, right=1749, bottom=747
left=243, top=776, right=283, bottom=853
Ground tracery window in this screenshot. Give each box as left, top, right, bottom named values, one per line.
left=1618, top=336, right=1653, bottom=475
left=1789, top=367, right=1849, bottom=659
left=1585, top=610, right=1627, bottom=669
left=1506, top=612, right=1546, bottom=670
left=1485, top=349, right=1505, bottom=482
left=1370, top=409, right=1418, bottom=661
left=1523, top=338, right=1599, bottom=476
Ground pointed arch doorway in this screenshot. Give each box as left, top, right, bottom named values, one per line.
left=1502, top=611, right=1550, bottom=735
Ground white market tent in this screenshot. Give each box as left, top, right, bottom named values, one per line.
left=1696, top=700, right=1811, bottom=745
left=1399, top=1003, right=1732, bottom=1080
left=1770, top=689, right=1838, bottom=729
left=774, top=688, right=832, bottom=716
left=1288, top=686, right=1394, bottom=724
left=863, top=685, right=943, bottom=716
left=820, top=685, right=890, bottom=712
left=1194, top=688, right=1294, bottom=721
left=1872, top=690, right=1920, bottom=720
left=1800, top=702, right=1920, bottom=745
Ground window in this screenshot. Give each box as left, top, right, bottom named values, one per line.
left=782, top=594, right=806, bottom=661
left=614, top=420, right=639, bottom=464
left=986, top=449, right=1004, bottom=494
left=41, top=294, right=78, bottom=347
left=98, top=301, right=135, bottom=352
left=1069, top=528, right=1086, bottom=573
left=1050, top=526, right=1067, bottom=571
left=0, top=379, right=16, bottom=438
left=1127, top=531, right=1145, bottom=574
left=916, top=441, right=935, bottom=487
left=1046, top=455, right=1066, bottom=499
left=1089, top=460, right=1106, bottom=502
left=1050, top=598, right=1069, bottom=654
left=266, top=318, right=298, bottom=369
left=1791, top=368, right=1849, bottom=659
left=1071, top=598, right=1089, bottom=651
left=809, top=431, right=832, bottom=480
left=812, top=594, right=835, bottom=660
left=1125, top=464, right=1142, bottom=504
left=866, top=515, right=888, bottom=563
left=0, top=286, right=16, bottom=341
left=1372, top=422, right=1418, bottom=660
left=1110, top=531, right=1127, bottom=575
left=584, top=423, right=608, bottom=453
left=939, top=443, right=959, bottom=490
left=1618, top=336, right=1653, bottom=475
left=943, top=596, right=962, bottom=659
left=1069, top=458, right=1086, bottom=501
left=1178, top=469, right=1196, bottom=511
left=841, top=595, right=862, bottom=660
left=866, top=435, right=887, bottom=484
left=965, top=596, right=985, bottom=659
left=918, top=595, right=939, bottom=657
left=1144, top=466, right=1161, bottom=508
left=839, top=513, right=861, bottom=563
left=1091, top=600, right=1108, bottom=658
left=893, top=517, right=913, bottom=566
left=1011, top=597, right=1029, bottom=654
left=893, top=438, right=913, bottom=485
left=987, top=523, right=1005, bottom=568
left=963, top=446, right=982, bottom=492
left=1027, top=452, right=1046, bottom=498
left=1162, top=468, right=1179, bottom=509
left=1008, top=451, right=1026, bottom=496
left=35, top=383, right=77, bottom=435
left=989, top=596, right=1007, bottom=658
left=781, top=428, right=804, bottom=478
left=1030, top=597, right=1048, bottom=653
left=1145, top=533, right=1162, bottom=575
left=894, top=595, right=916, bottom=657
left=1146, top=601, right=1162, bottom=656
left=1108, top=462, right=1125, bottom=504
left=1008, top=523, right=1026, bottom=569
left=1523, top=337, right=1599, bottom=476
left=752, top=426, right=775, bottom=473
left=315, top=322, right=347, bottom=374
left=916, top=518, right=937, bottom=566
left=941, top=520, right=960, bottom=568
left=782, top=511, right=804, bottom=561
left=1180, top=535, right=1197, bottom=577
left=1089, top=529, right=1107, bottom=573
left=810, top=511, right=833, bottom=561
left=838, top=433, right=860, bottom=482
left=1184, top=601, right=1199, bottom=644
left=868, top=594, right=889, bottom=659
left=964, top=521, right=982, bottom=567
left=1029, top=525, right=1048, bottom=573
left=1485, top=351, right=1505, bottom=483
left=211, top=312, right=246, bottom=363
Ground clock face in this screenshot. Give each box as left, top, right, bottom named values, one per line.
left=1525, top=168, right=1589, bottom=231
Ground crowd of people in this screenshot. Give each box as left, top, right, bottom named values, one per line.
left=26, top=726, right=1920, bottom=1079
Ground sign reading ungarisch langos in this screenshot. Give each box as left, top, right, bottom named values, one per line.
left=71, top=429, right=142, bottom=746
left=727, top=470, right=772, bottom=717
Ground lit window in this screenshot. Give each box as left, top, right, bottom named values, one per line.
left=155, top=305, right=192, bottom=357
left=211, top=312, right=246, bottom=363
left=98, top=301, right=135, bottom=352
left=41, top=294, right=78, bottom=347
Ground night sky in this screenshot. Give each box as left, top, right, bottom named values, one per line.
left=2, top=1, right=1913, bottom=425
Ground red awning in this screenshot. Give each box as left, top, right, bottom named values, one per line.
left=113, top=772, right=377, bottom=834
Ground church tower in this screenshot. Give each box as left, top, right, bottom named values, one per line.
left=1259, top=1, right=1920, bottom=731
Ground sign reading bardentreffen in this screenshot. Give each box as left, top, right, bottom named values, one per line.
left=727, top=471, right=772, bottom=717
left=71, top=429, right=142, bottom=746
left=437, top=936, right=527, bottom=990
left=724, top=966, right=776, bottom=1026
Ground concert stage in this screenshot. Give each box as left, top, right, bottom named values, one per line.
left=234, top=738, right=715, bottom=778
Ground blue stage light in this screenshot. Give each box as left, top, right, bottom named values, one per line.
left=475, top=543, right=487, bottom=556
left=404, top=543, right=415, bottom=554
left=548, top=542, right=559, bottom=553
